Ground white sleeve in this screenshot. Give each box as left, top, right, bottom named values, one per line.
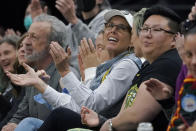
left=60, top=59, right=139, bottom=113
left=42, top=86, right=81, bottom=113
left=83, top=67, right=96, bottom=86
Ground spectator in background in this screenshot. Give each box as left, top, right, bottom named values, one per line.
left=4, top=29, right=21, bottom=38
left=16, top=34, right=29, bottom=65
left=28, top=0, right=111, bottom=43
left=131, top=8, right=147, bottom=58
left=0, top=35, right=20, bottom=99
left=1, top=14, right=70, bottom=131
left=0, top=35, right=25, bottom=130
left=188, top=2, right=196, bottom=20
left=174, top=3, right=196, bottom=104
left=56, top=0, right=111, bottom=43
left=24, top=0, right=52, bottom=31
left=79, top=30, right=110, bottom=83
left=94, top=30, right=110, bottom=65
left=55, top=0, right=112, bottom=77
left=24, top=2, right=32, bottom=31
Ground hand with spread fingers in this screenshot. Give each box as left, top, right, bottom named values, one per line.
left=5, top=28, right=21, bottom=37
left=79, top=38, right=100, bottom=69
left=49, top=41, right=71, bottom=77
left=188, top=2, right=196, bottom=20
left=80, top=106, right=99, bottom=127
left=55, top=0, right=78, bottom=24
left=6, top=63, right=49, bottom=93
left=30, top=0, right=47, bottom=19
left=144, top=78, right=174, bottom=100
left=6, top=63, right=40, bottom=86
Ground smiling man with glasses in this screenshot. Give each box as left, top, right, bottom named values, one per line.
left=140, top=6, right=181, bottom=64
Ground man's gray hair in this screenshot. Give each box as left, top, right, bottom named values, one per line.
left=33, top=14, right=67, bottom=48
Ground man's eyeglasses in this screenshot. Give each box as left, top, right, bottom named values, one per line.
left=140, top=26, right=175, bottom=35
left=26, top=33, right=39, bottom=41
left=104, top=23, right=131, bottom=32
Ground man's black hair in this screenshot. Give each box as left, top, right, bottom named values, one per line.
left=143, top=5, right=182, bottom=33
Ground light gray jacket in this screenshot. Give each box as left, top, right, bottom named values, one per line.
left=43, top=54, right=141, bottom=118
left=71, top=9, right=109, bottom=44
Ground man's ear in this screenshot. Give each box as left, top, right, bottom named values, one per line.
left=170, top=33, right=178, bottom=48
left=172, top=33, right=185, bottom=49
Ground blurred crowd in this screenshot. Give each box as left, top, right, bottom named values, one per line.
left=0, top=0, right=196, bottom=131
